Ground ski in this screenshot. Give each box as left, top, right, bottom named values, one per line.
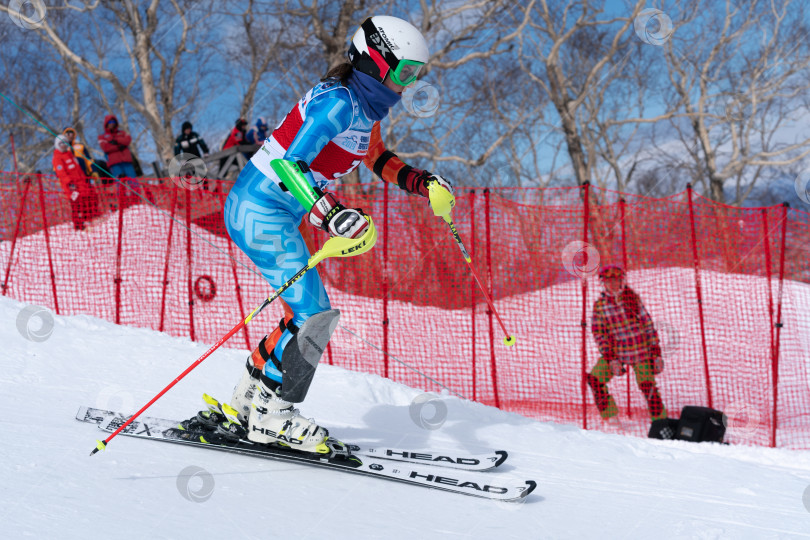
left=76, top=407, right=534, bottom=502
left=344, top=444, right=507, bottom=471
left=75, top=406, right=508, bottom=471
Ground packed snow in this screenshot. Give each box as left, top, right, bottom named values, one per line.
left=2, top=296, right=810, bottom=538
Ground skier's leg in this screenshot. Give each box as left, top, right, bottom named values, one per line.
left=587, top=356, right=618, bottom=419
left=272, top=308, right=340, bottom=402
left=634, top=360, right=667, bottom=420
left=229, top=300, right=294, bottom=423
left=223, top=162, right=331, bottom=320
left=222, top=162, right=335, bottom=451
left=243, top=309, right=341, bottom=450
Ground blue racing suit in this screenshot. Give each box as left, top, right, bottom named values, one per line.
left=224, top=79, right=375, bottom=383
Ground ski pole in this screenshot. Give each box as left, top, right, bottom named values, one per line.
left=91, top=217, right=378, bottom=455
left=428, top=183, right=516, bottom=347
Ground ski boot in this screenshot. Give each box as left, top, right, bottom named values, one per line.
left=244, top=375, right=335, bottom=455
left=229, top=357, right=263, bottom=425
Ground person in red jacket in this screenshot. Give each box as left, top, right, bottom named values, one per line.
left=219, top=118, right=249, bottom=178
left=98, top=114, right=140, bottom=193
left=222, top=118, right=248, bottom=150
left=53, top=135, right=100, bottom=230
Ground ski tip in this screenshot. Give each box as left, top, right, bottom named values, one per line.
left=494, top=450, right=508, bottom=467
left=90, top=440, right=107, bottom=456
left=520, top=480, right=537, bottom=499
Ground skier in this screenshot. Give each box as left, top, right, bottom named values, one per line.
left=62, top=127, right=99, bottom=180
left=199, top=16, right=454, bottom=454
left=586, top=266, right=667, bottom=422
left=98, top=114, right=141, bottom=194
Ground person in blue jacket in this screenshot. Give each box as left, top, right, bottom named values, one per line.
left=244, top=117, right=269, bottom=145
left=196, top=16, right=454, bottom=455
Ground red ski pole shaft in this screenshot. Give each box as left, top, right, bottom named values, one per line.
left=91, top=317, right=248, bottom=455
left=90, top=268, right=300, bottom=455
left=442, top=218, right=516, bottom=347
left=90, top=218, right=379, bottom=455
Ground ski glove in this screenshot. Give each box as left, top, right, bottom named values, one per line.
left=419, top=173, right=455, bottom=218
left=309, top=192, right=369, bottom=239
left=424, top=173, right=453, bottom=196
left=414, top=172, right=453, bottom=197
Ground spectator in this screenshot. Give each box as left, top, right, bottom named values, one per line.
left=62, top=127, right=100, bottom=180
left=98, top=114, right=140, bottom=192
left=222, top=118, right=248, bottom=150
left=53, top=135, right=100, bottom=230
left=244, top=117, right=269, bottom=145
left=586, top=266, right=667, bottom=422
left=174, top=121, right=209, bottom=157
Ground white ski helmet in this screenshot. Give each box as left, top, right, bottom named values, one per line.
left=348, top=16, right=429, bottom=86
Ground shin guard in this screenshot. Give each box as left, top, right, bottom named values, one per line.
left=278, top=309, right=340, bottom=403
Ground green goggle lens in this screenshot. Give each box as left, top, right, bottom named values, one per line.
left=390, top=60, right=424, bottom=86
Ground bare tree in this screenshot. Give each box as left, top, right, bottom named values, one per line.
left=510, top=0, right=669, bottom=256
left=515, top=1, right=642, bottom=188
left=0, top=0, right=221, bottom=162
left=220, top=0, right=536, bottom=188
left=0, top=11, right=75, bottom=173
left=658, top=0, right=810, bottom=204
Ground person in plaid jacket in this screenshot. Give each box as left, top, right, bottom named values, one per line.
left=586, top=265, right=667, bottom=421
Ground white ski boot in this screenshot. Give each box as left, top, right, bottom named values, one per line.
left=229, top=359, right=262, bottom=425
left=247, top=377, right=331, bottom=454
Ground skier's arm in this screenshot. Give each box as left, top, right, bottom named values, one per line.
left=362, top=122, right=453, bottom=199
left=275, top=89, right=354, bottom=209
left=638, top=302, right=661, bottom=356
left=115, top=130, right=132, bottom=148
left=273, top=89, right=367, bottom=239
left=198, top=136, right=209, bottom=155
left=98, top=135, right=116, bottom=154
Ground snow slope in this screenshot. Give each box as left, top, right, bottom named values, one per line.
left=2, top=296, right=810, bottom=539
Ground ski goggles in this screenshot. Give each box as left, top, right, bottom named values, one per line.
left=389, top=59, right=425, bottom=86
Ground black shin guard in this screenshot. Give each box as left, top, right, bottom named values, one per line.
left=278, top=309, right=340, bottom=403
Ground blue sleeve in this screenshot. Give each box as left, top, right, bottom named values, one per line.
left=283, top=88, right=354, bottom=165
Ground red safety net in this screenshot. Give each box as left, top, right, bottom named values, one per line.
left=2, top=172, right=809, bottom=448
